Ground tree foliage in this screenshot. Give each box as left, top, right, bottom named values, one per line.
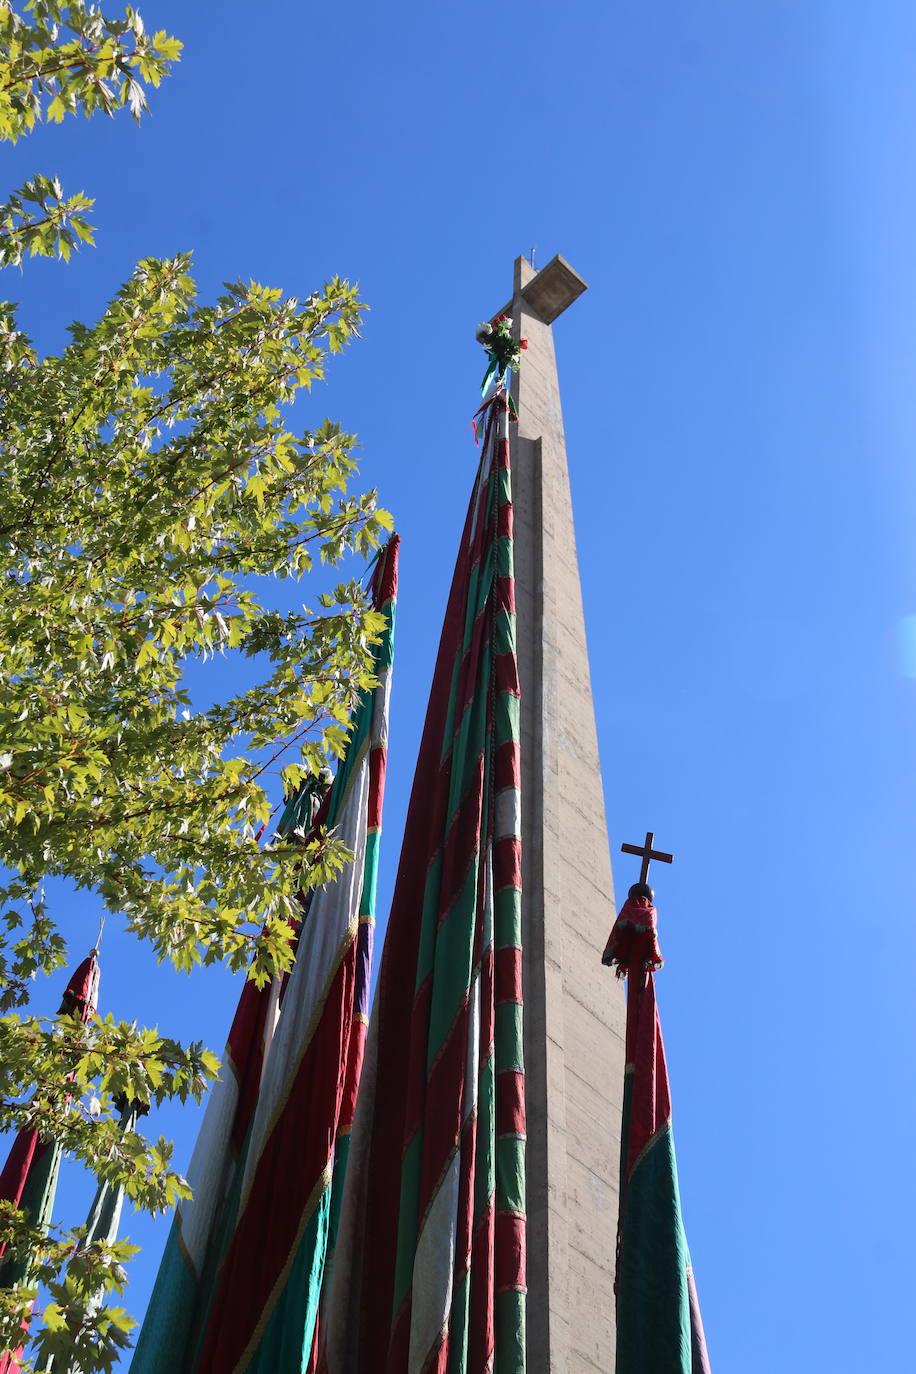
left=0, top=261, right=387, bottom=985
left=0, top=0, right=181, bottom=267
left=0, top=4, right=390, bottom=1368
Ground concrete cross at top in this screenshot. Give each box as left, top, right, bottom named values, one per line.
left=621, top=830, right=674, bottom=886
left=495, top=253, right=588, bottom=326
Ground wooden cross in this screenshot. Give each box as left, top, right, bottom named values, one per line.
left=620, top=831, right=673, bottom=886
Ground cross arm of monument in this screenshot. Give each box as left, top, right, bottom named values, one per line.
left=493, top=253, right=588, bottom=324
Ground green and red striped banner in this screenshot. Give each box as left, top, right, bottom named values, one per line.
left=129, top=907, right=285, bottom=1372
left=130, top=537, right=398, bottom=1374
left=320, top=397, right=525, bottom=1373
left=607, top=895, right=711, bottom=1374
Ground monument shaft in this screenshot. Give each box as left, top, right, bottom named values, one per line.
left=503, top=255, right=625, bottom=1372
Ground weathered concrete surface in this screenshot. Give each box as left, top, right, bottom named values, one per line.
left=499, top=256, right=625, bottom=1373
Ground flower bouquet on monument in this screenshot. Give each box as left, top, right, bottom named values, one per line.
left=476, top=312, right=528, bottom=395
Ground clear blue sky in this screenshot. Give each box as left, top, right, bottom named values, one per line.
left=6, top=3, right=916, bottom=1369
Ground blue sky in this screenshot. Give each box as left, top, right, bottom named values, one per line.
left=6, top=2, right=916, bottom=1369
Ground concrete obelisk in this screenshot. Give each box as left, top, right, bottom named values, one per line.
left=495, top=256, right=625, bottom=1371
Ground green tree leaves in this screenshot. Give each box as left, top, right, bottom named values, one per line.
left=0, top=1, right=181, bottom=142
left=0, top=5, right=390, bottom=1368
left=0, top=258, right=391, bottom=1366
left=0, top=176, right=94, bottom=268
left=0, top=261, right=389, bottom=1107
left=0, top=260, right=389, bottom=985
left=0, top=2, right=181, bottom=266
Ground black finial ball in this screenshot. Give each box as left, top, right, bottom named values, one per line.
left=628, top=881, right=655, bottom=903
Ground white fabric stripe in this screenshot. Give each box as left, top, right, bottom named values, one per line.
left=239, top=746, right=371, bottom=1206
left=179, top=940, right=287, bottom=1269
left=87, top=959, right=101, bottom=1016
left=260, top=975, right=282, bottom=1090
left=408, top=1150, right=460, bottom=1373
left=494, top=785, right=521, bottom=842
left=178, top=1058, right=242, bottom=1272
left=371, top=666, right=391, bottom=749
left=321, top=1001, right=379, bottom=1372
